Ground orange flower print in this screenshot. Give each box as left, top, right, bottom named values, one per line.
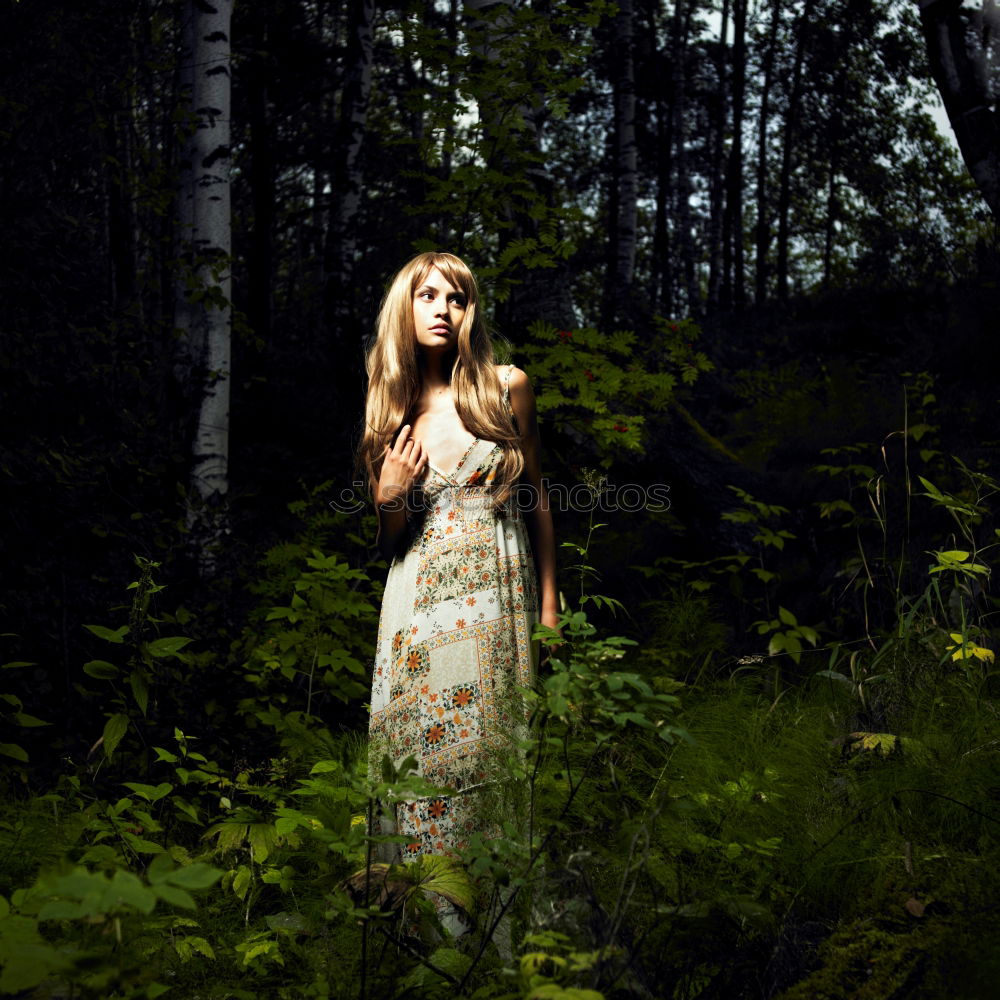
left=460, top=729, right=469, bottom=738
left=455, top=619, right=466, bottom=629
left=466, top=597, right=476, bottom=606
left=453, top=687, right=473, bottom=707
left=426, top=723, right=445, bottom=744
left=429, top=799, right=448, bottom=818
left=406, top=649, right=423, bottom=674
left=448, top=510, right=456, bottom=520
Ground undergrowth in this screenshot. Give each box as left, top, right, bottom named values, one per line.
left=3, top=388, right=1000, bottom=998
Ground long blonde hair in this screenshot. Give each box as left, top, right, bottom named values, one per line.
left=360, top=252, right=524, bottom=505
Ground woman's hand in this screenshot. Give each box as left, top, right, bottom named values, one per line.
left=376, top=424, right=427, bottom=509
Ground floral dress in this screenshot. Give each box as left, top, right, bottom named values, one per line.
left=369, top=366, right=538, bottom=859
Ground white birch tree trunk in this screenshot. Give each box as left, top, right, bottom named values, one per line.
left=176, top=0, right=233, bottom=579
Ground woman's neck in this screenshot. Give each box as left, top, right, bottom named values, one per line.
left=419, top=349, right=455, bottom=393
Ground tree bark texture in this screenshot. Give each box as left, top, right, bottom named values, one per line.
left=754, top=0, right=782, bottom=303
left=726, top=0, right=747, bottom=309
left=176, top=0, right=233, bottom=578
left=707, top=0, right=730, bottom=312
left=776, top=0, right=815, bottom=300
left=671, top=0, right=700, bottom=316
left=916, top=0, right=1000, bottom=217
left=605, top=0, right=639, bottom=326
left=325, top=0, right=375, bottom=332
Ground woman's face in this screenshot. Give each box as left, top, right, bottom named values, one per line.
left=412, top=267, right=467, bottom=353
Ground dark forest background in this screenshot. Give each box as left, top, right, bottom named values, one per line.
left=2, top=0, right=1000, bottom=997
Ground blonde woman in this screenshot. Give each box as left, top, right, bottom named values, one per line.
left=361, top=251, right=558, bottom=867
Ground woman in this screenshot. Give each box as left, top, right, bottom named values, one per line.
left=360, top=251, right=558, bottom=862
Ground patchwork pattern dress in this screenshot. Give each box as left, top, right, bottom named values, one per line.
left=369, top=369, right=539, bottom=859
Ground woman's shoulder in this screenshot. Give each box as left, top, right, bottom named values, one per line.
left=492, top=363, right=531, bottom=389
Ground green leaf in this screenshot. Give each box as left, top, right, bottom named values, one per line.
left=778, top=606, right=797, bottom=626
left=11, top=711, right=48, bottom=727
left=130, top=669, right=149, bottom=715
left=0, top=742, right=28, bottom=762
left=145, top=636, right=192, bottom=658
left=109, top=869, right=157, bottom=914
left=166, top=863, right=223, bottom=891
left=84, top=624, right=129, bottom=644
left=410, top=853, right=474, bottom=912
left=121, top=831, right=165, bottom=854
left=83, top=659, right=119, bottom=680
left=153, top=883, right=196, bottom=909
left=122, top=781, right=173, bottom=803
left=102, top=713, right=130, bottom=759
left=231, top=865, right=252, bottom=901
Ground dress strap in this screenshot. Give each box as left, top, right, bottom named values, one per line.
left=502, top=364, right=515, bottom=410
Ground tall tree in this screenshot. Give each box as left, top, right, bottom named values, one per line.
left=915, top=0, right=1000, bottom=216
left=706, top=0, right=730, bottom=312
left=670, top=0, right=700, bottom=315
left=724, top=0, right=747, bottom=308
left=753, top=0, right=783, bottom=303
left=176, top=0, right=234, bottom=578
left=776, top=0, right=815, bottom=299
left=604, top=0, right=639, bottom=327
left=324, top=0, right=375, bottom=331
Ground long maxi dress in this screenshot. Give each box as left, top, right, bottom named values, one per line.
left=368, top=366, right=539, bottom=859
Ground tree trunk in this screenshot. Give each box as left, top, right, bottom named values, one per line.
left=706, top=0, right=730, bottom=312
left=176, top=0, right=233, bottom=579
left=726, top=0, right=747, bottom=309
left=915, top=0, right=1000, bottom=217
left=246, top=5, right=274, bottom=344
left=754, top=0, right=782, bottom=304
left=672, top=0, right=699, bottom=316
left=604, top=0, right=638, bottom=327
left=325, top=0, right=375, bottom=334
left=651, top=1, right=674, bottom=317
left=776, top=0, right=815, bottom=300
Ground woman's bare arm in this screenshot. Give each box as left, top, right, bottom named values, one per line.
left=508, top=368, right=559, bottom=630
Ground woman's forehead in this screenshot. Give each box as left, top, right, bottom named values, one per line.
left=417, top=265, right=465, bottom=294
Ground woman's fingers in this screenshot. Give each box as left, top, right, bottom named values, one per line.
left=392, top=425, right=411, bottom=454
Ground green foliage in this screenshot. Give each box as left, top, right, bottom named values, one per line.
left=0, top=651, right=46, bottom=776
left=520, top=320, right=709, bottom=466
left=237, top=493, right=382, bottom=737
